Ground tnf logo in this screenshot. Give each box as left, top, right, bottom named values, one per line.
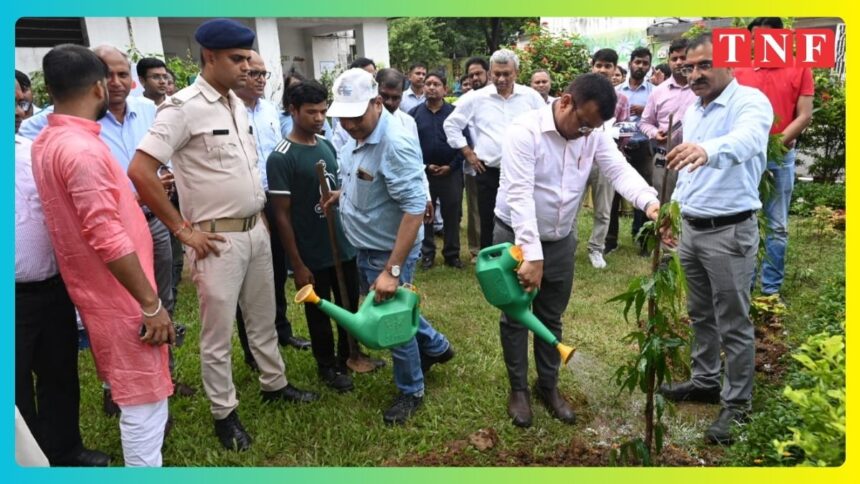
left=712, top=28, right=835, bottom=68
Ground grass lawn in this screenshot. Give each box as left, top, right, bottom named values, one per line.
left=75, top=210, right=845, bottom=466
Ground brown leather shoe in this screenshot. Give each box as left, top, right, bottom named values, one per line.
left=535, top=385, right=576, bottom=424
left=507, top=389, right=533, bottom=428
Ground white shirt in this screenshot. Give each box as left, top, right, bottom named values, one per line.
left=15, top=135, right=59, bottom=282
left=444, top=83, right=545, bottom=168
left=495, top=104, right=659, bottom=261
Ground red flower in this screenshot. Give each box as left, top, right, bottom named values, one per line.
left=563, top=40, right=572, bottom=47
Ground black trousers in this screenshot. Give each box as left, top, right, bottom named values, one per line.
left=476, top=166, right=501, bottom=249
left=237, top=196, right=292, bottom=363
left=607, top=140, right=653, bottom=249
left=304, top=260, right=361, bottom=371
left=493, top=221, right=576, bottom=391
left=422, top=171, right=464, bottom=262
left=15, top=275, right=83, bottom=463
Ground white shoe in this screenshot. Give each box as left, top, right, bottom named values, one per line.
left=588, top=250, right=607, bottom=269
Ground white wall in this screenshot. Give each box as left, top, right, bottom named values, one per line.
left=15, top=47, right=51, bottom=76
left=311, top=36, right=349, bottom=79
left=277, top=23, right=310, bottom=78
left=254, top=17, right=283, bottom=104
left=84, top=17, right=164, bottom=56
left=354, top=19, right=389, bottom=69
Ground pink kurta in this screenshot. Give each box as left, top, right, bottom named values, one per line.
left=31, top=114, right=172, bottom=406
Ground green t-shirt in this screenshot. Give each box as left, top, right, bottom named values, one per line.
left=266, top=136, right=356, bottom=272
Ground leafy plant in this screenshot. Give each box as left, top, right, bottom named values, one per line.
left=609, top=201, right=690, bottom=464
left=388, top=18, right=445, bottom=72
left=790, top=182, right=845, bottom=216
left=773, top=327, right=845, bottom=466
left=750, top=294, right=787, bottom=326
left=513, top=22, right=591, bottom=96
left=164, top=51, right=201, bottom=90
left=798, top=69, right=845, bottom=182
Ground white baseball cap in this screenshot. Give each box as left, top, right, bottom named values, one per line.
left=327, top=68, right=379, bottom=118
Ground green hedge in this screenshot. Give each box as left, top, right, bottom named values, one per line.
left=789, top=182, right=845, bottom=216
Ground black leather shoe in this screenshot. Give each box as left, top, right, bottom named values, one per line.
left=261, top=383, right=320, bottom=403
left=103, top=388, right=120, bottom=417
left=214, top=410, right=252, bottom=451
left=508, top=389, right=533, bottom=428
left=319, top=367, right=354, bottom=393
left=383, top=393, right=423, bottom=425
left=535, top=385, right=576, bottom=424
left=420, top=256, right=435, bottom=270
left=54, top=448, right=111, bottom=467
left=705, top=407, right=750, bottom=445
left=659, top=380, right=721, bottom=404
left=281, top=335, right=312, bottom=350
left=445, top=258, right=464, bottom=269
left=420, top=345, right=455, bottom=374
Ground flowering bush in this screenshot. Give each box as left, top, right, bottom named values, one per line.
left=514, top=23, right=591, bottom=96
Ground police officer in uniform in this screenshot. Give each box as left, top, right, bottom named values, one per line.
left=129, top=18, right=318, bottom=452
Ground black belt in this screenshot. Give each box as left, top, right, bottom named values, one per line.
left=684, top=210, right=754, bottom=229
left=16, top=274, right=63, bottom=293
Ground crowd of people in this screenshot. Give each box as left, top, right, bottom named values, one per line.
left=14, top=16, right=812, bottom=466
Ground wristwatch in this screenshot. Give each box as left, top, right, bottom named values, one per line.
left=388, top=265, right=401, bottom=278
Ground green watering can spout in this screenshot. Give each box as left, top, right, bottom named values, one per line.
left=476, top=242, right=575, bottom=365
left=294, top=284, right=420, bottom=350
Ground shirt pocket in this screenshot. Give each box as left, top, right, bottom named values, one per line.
left=351, top=177, right=375, bottom=210
left=202, top=133, right=243, bottom=170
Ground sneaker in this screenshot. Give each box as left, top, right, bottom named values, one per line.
left=319, top=367, right=354, bottom=393
left=213, top=410, right=252, bottom=451
left=420, top=256, right=434, bottom=270
left=383, top=393, right=424, bottom=425
left=588, top=250, right=607, bottom=269
left=420, top=345, right=455, bottom=374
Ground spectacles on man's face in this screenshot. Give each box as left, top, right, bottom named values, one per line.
left=571, top=101, right=596, bottom=135
left=679, top=61, right=713, bottom=77
left=248, top=70, right=271, bottom=80
left=16, top=100, right=32, bottom=112
left=147, top=74, right=170, bottom=81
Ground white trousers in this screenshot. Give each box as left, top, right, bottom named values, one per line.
left=15, top=405, right=49, bottom=467
left=118, top=398, right=168, bottom=467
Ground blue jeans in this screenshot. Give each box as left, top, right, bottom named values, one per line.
left=759, top=149, right=796, bottom=295
left=356, top=247, right=451, bottom=396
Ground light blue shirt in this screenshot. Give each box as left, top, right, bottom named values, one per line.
left=671, top=79, right=773, bottom=218
left=18, top=96, right=156, bottom=176
left=399, top=88, right=425, bottom=115
left=617, top=79, right=653, bottom=142
left=246, top=98, right=282, bottom=191
left=338, top=110, right=426, bottom=251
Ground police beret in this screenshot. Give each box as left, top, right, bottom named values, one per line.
left=194, top=18, right=256, bottom=50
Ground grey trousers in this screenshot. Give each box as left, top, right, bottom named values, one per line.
left=679, top=216, right=757, bottom=411
left=493, top=219, right=576, bottom=391
left=148, top=216, right=174, bottom=314
left=577, top=164, right=614, bottom=253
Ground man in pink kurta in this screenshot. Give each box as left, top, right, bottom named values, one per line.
left=30, top=44, right=173, bottom=467
left=33, top=113, right=172, bottom=407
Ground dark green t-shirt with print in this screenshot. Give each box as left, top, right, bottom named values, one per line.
left=266, top=135, right=356, bottom=272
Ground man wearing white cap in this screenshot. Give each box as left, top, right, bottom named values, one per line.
left=323, top=68, right=455, bottom=425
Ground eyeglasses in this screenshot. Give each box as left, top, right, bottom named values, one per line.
left=679, top=61, right=713, bottom=77
left=16, top=100, right=32, bottom=112
left=147, top=74, right=171, bottom=81
left=571, top=101, right=596, bottom=135
left=248, top=70, right=271, bottom=80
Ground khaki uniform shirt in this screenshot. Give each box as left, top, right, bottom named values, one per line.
left=137, top=75, right=265, bottom=223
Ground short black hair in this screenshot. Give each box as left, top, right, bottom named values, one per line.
left=375, top=68, right=405, bottom=91
left=464, top=56, right=489, bottom=72
left=425, top=70, right=446, bottom=86
left=460, top=73, right=470, bottom=83
left=349, top=57, right=375, bottom=70
left=748, top=17, right=784, bottom=30
left=617, top=66, right=627, bottom=76
left=42, top=44, right=108, bottom=103
left=282, top=71, right=307, bottom=111
left=408, top=62, right=426, bottom=72
left=531, top=68, right=550, bottom=79
left=591, top=48, right=619, bottom=66
left=668, top=38, right=689, bottom=55
left=136, top=57, right=167, bottom=80
left=629, top=47, right=653, bottom=63
left=653, top=63, right=671, bottom=77
left=686, top=32, right=713, bottom=54
left=286, top=79, right=328, bottom=112
left=15, top=70, right=31, bottom=90
left=565, top=73, right=617, bottom=121
left=165, top=68, right=176, bottom=81
left=285, top=71, right=306, bottom=88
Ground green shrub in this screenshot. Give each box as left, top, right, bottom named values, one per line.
left=798, top=69, right=845, bottom=182
left=773, top=328, right=845, bottom=466
left=790, top=182, right=845, bottom=216
left=514, top=22, right=591, bottom=97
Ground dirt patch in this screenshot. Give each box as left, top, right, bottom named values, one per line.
left=754, top=322, right=790, bottom=382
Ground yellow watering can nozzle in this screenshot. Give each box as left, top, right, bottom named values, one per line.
left=295, top=284, right=320, bottom=305
left=557, top=343, right=576, bottom=365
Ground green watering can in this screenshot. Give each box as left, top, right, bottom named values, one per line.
left=476, top=242, right=575, bottom=364
left=294, top=284, right=420, bottom=350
